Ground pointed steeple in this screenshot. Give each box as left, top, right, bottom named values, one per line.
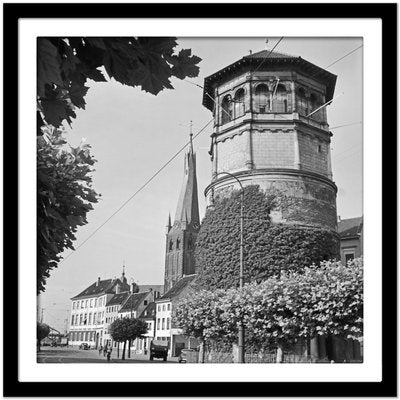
left=121, top=261, right=127, bottom=284
left=173, top=125, right=200, bottom=227
left=166, top=212, right=172, bottom=234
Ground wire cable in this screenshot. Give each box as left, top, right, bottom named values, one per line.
left=253, top=37, right=284, bottom=73
left=61, top=117, right=214, bottom=263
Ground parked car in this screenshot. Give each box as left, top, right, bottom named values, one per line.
left=178, top=348, right=198, bottom=363
left=79, top=343, right=90, bottom=350
left=149, top=339, right=168, bottom=361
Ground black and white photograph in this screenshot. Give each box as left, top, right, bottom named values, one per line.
left=36, top=36, right=364, bottom=365
left=4, top=3, right=396, bottom=397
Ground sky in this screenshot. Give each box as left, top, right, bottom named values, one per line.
left=39, top=37, right=363, bottom=332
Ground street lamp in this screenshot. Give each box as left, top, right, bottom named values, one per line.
left=212, top=171, right=245, bottom=363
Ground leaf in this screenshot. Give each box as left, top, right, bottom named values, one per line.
left=169, top=48, right=202, bottom=79
left=68, top=82, right=89, bottom=109
left=41, top=98, right=76, bottom=127
left=84, top=67, right=107, bottom=82
left=37, top=38, right=64, bottom=97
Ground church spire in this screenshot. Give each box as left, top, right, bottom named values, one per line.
left=173, top=124, right=200, bottom=227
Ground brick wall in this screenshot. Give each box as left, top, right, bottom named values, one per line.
left=298, top=133, right=328, bottom=176
left=252, top=130, right=294, bottom=168
left=217, top=133, right=247, bottom=172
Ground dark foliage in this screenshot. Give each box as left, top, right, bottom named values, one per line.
left=194, top=185, right=340, bottom=290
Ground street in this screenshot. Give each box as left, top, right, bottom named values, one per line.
left=37, top=347, right=178, bottom=363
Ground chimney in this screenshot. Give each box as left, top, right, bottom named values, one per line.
left=96, top=277, right=100, bottom=286
left=115, top=283, right=120, bottom=294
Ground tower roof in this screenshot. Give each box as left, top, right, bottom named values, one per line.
left=173, top=137, right=200, bottom=227
left=202, top=49, right=337, bottom=111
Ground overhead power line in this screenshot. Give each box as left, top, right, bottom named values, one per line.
left=61, top=118, right=214, bottom=264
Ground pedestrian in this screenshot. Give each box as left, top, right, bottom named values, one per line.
left=98, top=345, right=103, bottom=356
left=103, top=345, right=107, bottom=356
left=107, top=347, right=112, bottom=362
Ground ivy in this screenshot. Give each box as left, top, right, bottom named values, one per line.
left=194, top=185, right=340, bottom=290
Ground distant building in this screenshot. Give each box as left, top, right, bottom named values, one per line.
left=136, top=302, right=157, bottom=355
left=69, top=270, right=130, bottom=348
left=138, top=284, right=164, bottom=299
left=164, top=134, right=200, bottom=293
left=155, top=275, right=198, bottom=357
left=338, top=216, right=363, bottom=264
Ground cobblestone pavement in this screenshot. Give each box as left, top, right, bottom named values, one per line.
left=37, top=347, right=178, bottom=363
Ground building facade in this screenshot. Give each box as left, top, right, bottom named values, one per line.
left=164, top=135, right=200, bottom=293
left=155, top=275, right=198, bottom=357
left=338, top=216, right=363, bottom=264
left=202, top=49, right=338, bottom=232
left=69, top=273, right=130, bottom=348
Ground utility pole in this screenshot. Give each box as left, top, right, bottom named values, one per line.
left=213, top=172, right=245, bottom=363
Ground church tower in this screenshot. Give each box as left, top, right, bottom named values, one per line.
left=202, top=48, right=338, bottom=232
left=164, top=132, right=200, bottom=292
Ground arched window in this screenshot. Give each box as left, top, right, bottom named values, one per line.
left=234, top=88, right=245, bottom=118
left=221, top=95, right=233, bottom=125
left=255, top=84, right=269, bottom=113
left=176, top=237, right=180, bottom=250
left=272, top=84, right=287, bottom=112
left=297, top=87, right=308, bottom=116
left=169, top=239, right=173, bottom=251
left=309, top=93, right=323, bottom=121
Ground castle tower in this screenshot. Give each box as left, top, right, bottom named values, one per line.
left=164, top=132, right=200, bottom=292
left=202, top=49, right=338, bottom=231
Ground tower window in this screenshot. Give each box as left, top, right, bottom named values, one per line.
left=169, top=239, right=173, bottom=251
left=255, top=84, right=269, bottom=113
left=297, top=87, right=308, bottom=116
left=221, top=95, right=233, bottom=125
left=318, top=144, right=322, bottom=153
left=234, top=88, right=245, bottom=118
left=176, top=238, right=180, bottom=249
left=272, top=84, right=287, bottom=113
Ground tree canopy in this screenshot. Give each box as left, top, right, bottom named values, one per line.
left=109, top=317, right=148, bottom=360
left=37, top=127, right=99, bottom=293
left=174, top=258, right=363, bottom=350
left=194, top=185, right=340, bottom=290
left=37, top=322, right=51, bottom=351
left=37, top=37, right=201, bottom=134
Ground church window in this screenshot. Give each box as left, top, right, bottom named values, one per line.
left=255, top=84, right=269, bottom=113
left=176, top=238, right=180, bottom=249
left=169, top=239, right=173, bottom=251
left=221, top=95, right=233, bottom=125
left=272, top=84, right=288, bottom=112
left=234, top=88, right=245, bottom=118
left=71, top=315, right=74, bottom=325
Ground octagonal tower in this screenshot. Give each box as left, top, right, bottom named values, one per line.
left=203, top=49, right=338, bottom=231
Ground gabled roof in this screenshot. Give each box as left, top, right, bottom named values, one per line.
left=71, top=278, right=130, bottom=300
left=338, top=217, right=363, bottom=239
left=106, top=292, right=130, bottom=307
left=119, top=291, right=150, bottom=313
left=156, top=275, right=196, bottom=301
left=245, top=49, right=298, bottom=60
left=202, top=49, right=337, bottom=111
left=139, top=302, right=156, bottom=320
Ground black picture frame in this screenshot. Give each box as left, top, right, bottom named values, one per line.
left=3, top=2, right=397, bottom=397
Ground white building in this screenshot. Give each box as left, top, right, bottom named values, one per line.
left=69, top=273, right=130, bottom=348
left=155, top=275, right=198, bottom=357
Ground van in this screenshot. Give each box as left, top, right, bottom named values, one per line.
left=150, top=339, right=168, bottom=361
